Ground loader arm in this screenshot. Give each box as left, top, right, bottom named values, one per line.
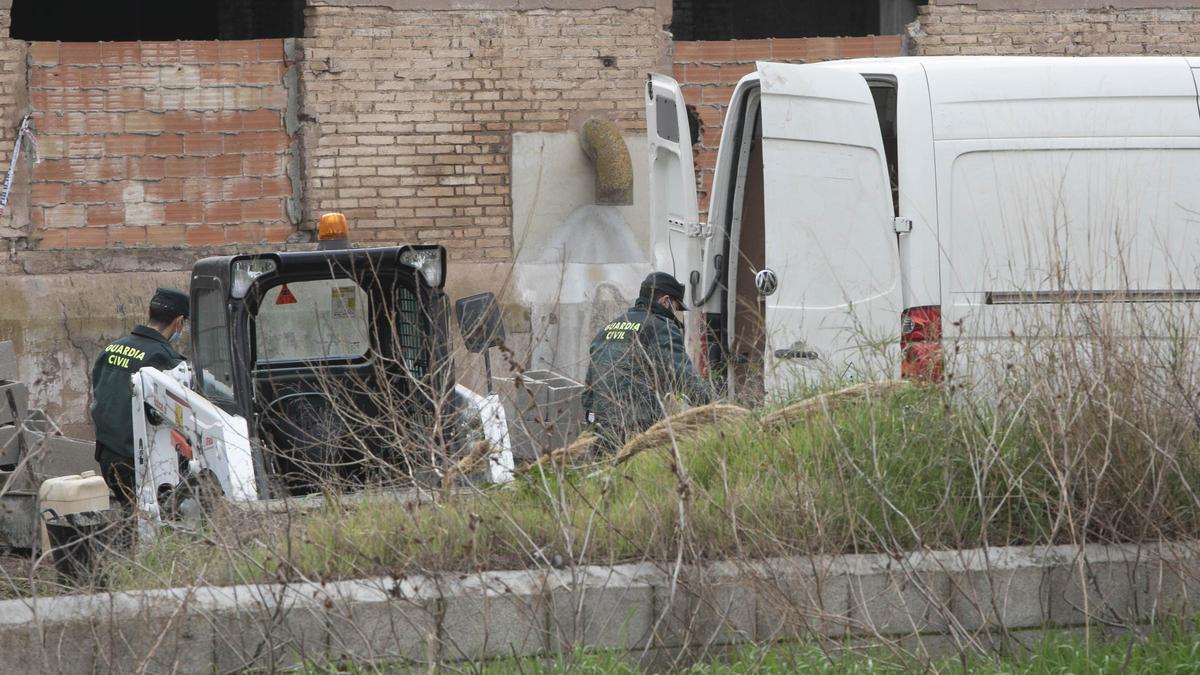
left=130, top=362, right=258, bottom=523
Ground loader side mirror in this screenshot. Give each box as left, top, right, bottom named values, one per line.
left=455, top=292, right=505, bottom=354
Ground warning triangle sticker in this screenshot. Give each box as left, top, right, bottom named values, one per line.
left=275, top=284, right=298, bottom=305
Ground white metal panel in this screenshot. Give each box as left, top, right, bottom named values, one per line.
left=646, top=74, right=702, bottom=303
left=936, top=137, right=1200, bottom=388
left=924, top=57, right=1200, bottom=140
left=795, top=59, right=943, bottom=310
left=757, top=62, right=902, bottom=390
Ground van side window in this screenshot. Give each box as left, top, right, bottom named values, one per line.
left=868, top=79, right=899, bottom=215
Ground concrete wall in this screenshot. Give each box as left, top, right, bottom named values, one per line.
left=914, top=0, right=1200, bottom=55
left=1, top=542, right=1197, bottom=672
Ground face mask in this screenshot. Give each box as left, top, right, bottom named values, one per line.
left=169, top=318, right=185, bottom=344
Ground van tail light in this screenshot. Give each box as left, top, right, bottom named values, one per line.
left=901, top=305, right=943, bottom=382
left=698, top=326, right=708, bottom=376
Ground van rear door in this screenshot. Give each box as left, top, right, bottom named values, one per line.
left=646, top=74, right=703, bottom=304
left=757, top=62, right=903, bottom=391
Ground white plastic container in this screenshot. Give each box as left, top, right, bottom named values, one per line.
left=38, top=470, right=110, bottom=553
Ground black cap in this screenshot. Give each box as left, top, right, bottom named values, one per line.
left=149, top=287, right=189, bottom=319
left=639, top=272, right=686, bottom=306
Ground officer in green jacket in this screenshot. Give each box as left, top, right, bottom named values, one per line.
left=90, top=288, right=188, bottom=505
left=582, top=272, right=711, bottom=452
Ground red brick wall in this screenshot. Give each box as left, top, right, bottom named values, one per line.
left=673, top=36, right=905, bottom=214
left=28, top=39, right=295, bottom=249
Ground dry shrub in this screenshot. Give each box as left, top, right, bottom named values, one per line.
left=614, top=403, right=753, bottom=463
left=759, top=380, right=910, bottom=430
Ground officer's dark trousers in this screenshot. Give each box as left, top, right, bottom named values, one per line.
left=95, top=443, right=135, bottom=507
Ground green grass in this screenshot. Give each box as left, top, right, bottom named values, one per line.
left=296, top=621, right=1200, bottom=673
left=103, top=383, right=1200, bottom=590
left=470, top=621, right=1200, bottom=674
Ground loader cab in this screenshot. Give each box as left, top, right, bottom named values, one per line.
left=188, top=243, right=454, bottom=493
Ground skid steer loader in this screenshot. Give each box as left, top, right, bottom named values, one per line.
left=0, top=216, right=514, bottom=546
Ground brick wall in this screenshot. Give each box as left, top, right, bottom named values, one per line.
left=299, top=5, right=662, bottom=261
left=0, top=10, right=29, bottom=241
left=27, top=39, right=296, bottom=249
left=674, top=36, right=905, bottom=213
left=915, top=2, right=1200, bottom=55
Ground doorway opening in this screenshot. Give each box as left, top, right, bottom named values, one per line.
left=11, top=0, right=305, bottom=41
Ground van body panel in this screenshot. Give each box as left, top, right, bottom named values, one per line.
left=938, top=138, right=1200, bottom=341
left=923, top=57, right=1200, bottom=140
left=756, top=62, right=903, bottom=390
left=646, top=74, right=702, bottom=304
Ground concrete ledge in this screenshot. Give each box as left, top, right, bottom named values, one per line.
left=0, top=542, right=1197, bottom=672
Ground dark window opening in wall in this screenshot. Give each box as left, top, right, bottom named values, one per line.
left=671, top=0, right=925, bottom=41
left=11, top=0, right=304, bottom=41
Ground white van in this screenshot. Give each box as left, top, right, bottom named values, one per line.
left=647, top=57, right=1200, bottom=398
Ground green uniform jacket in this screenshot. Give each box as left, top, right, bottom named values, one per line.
left=582, top=298, right=711, bottom=445
left=90, top=325, right=184, bottom=461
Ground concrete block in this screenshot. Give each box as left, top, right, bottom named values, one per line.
left=754, top=559, right=851, bottom=640
left=0, top=341, right=16, bottom=381
left=33, top=435, right=100, bottom=479
left=1046, top=546, right=1146, bottom=626
left=0, top=425, right=36, bottom=465
left=24, top=409, right=50, bottom=434
left=1154, top=549, right=1200, bottom=619
left=438, top=570, right=550, bottom=661
left=949, top=555, right=1050, bottom=631
left=653, top=565, right=758, bottom=649
left=550, top=580, right=655, bottom=651
left=323, top=582, right=439, bottom=666
left=845, top=554, right=952, bottom=637
left=0, top=382, right=29, bottom=426
left=0, top=489, right=38, bottom=550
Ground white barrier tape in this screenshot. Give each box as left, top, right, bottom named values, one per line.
left=0, top=115, right=39, bottom=223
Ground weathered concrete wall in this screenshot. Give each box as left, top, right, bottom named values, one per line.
left=914, top=0, right=1200, bottom=55
left=1, top=542, right=1197, bottom=672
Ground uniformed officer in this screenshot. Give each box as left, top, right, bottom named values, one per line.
left=90, top=288, right=189, bottom=505
left=582, top=272, right=711, bottom=452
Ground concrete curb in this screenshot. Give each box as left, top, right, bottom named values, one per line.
left=1, top=542, right=1198, bottom=672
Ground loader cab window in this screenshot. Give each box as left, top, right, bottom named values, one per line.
left=254, top=279, right=371, bottom=364
left=193, top=282, right=235, bottom=401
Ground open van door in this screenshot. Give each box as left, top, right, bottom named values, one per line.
left=646, top=74, right=703, bottom=304
left=757, top=62, right=902, bottom=392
